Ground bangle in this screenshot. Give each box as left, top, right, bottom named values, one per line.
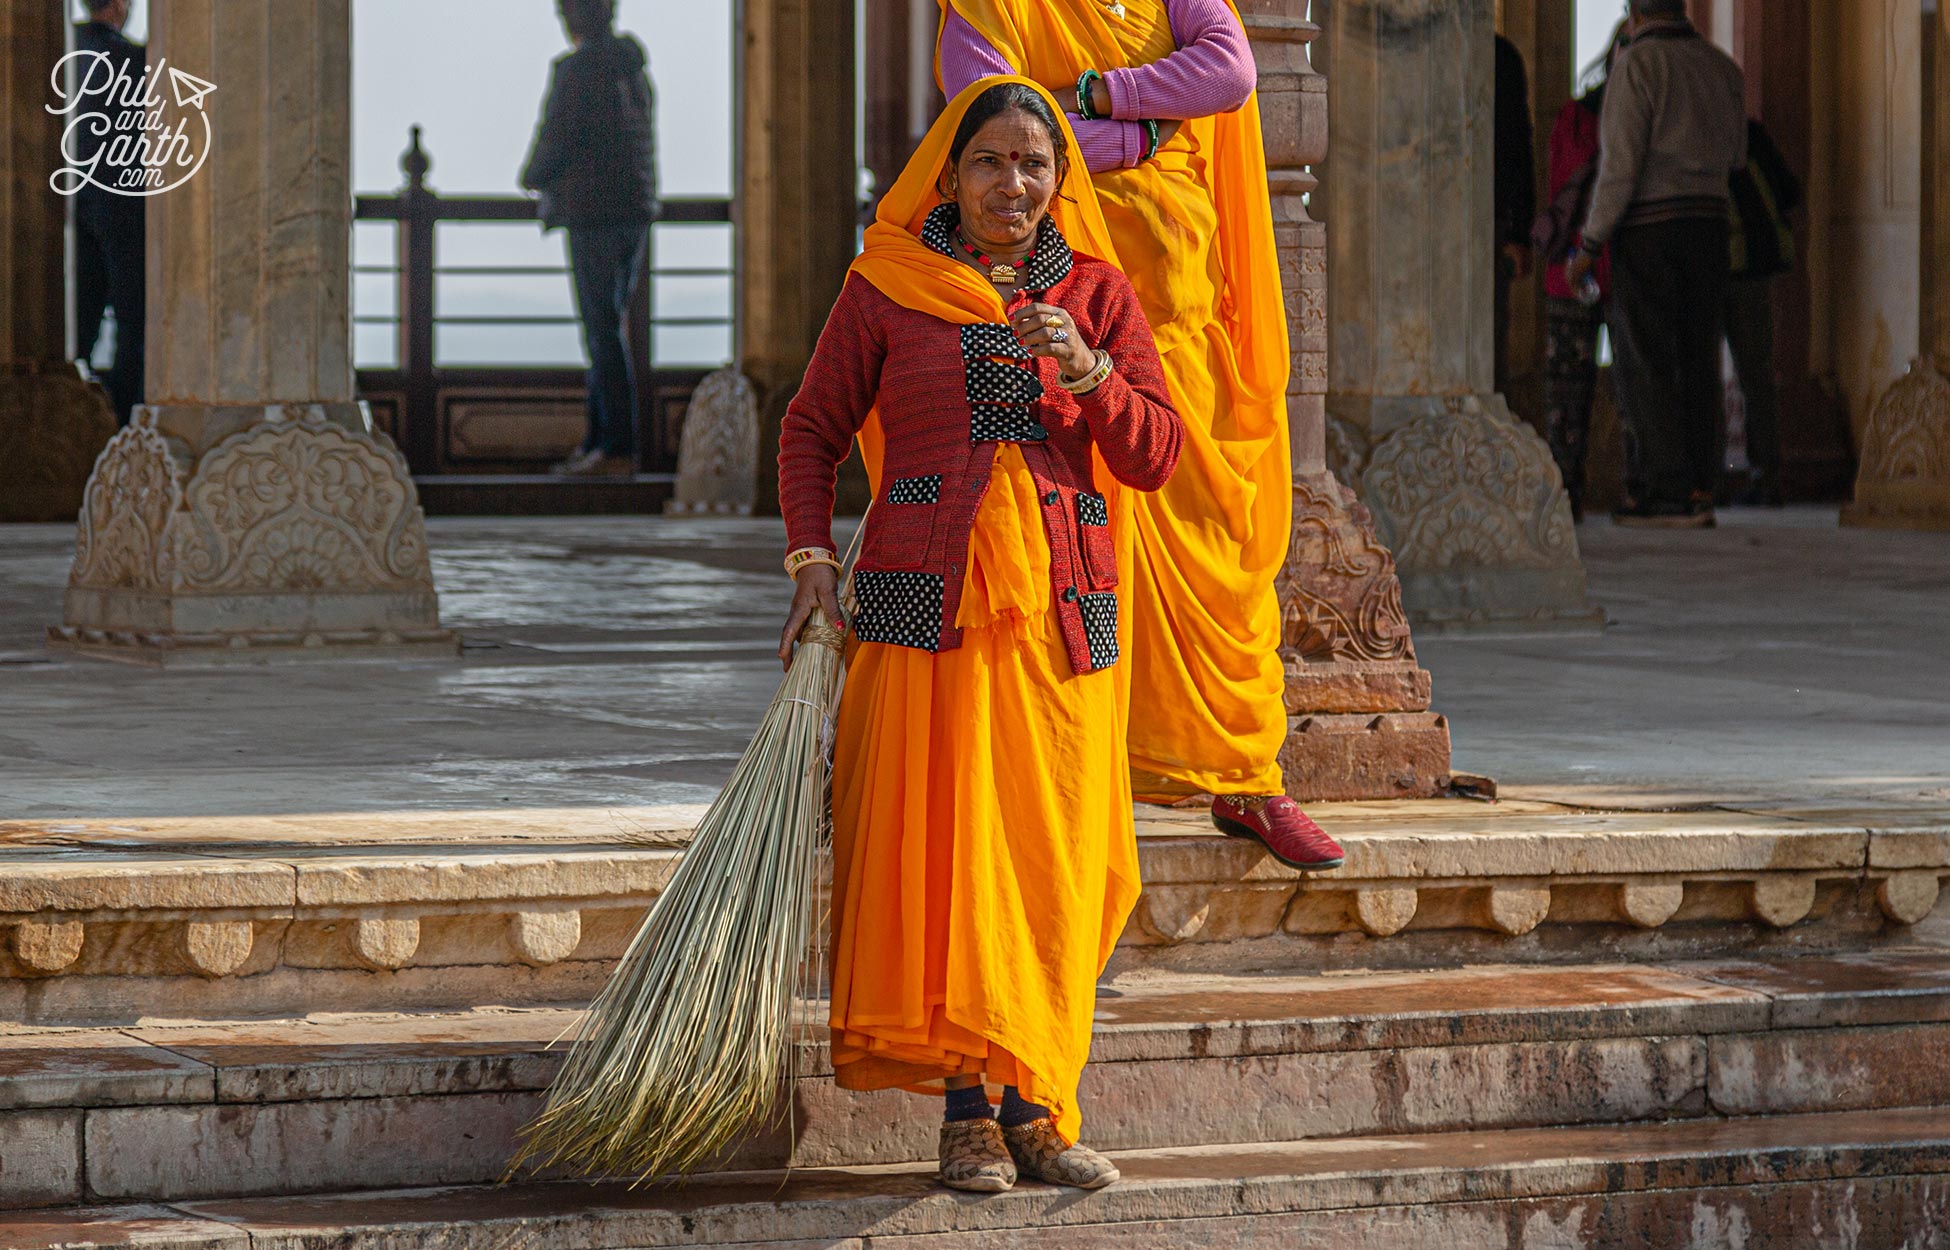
left=1059, top=350, right=1114, bottom=395
left=1076, top=70, right=1104, bottom=121
left=1140, top=118, right=1161, bottom=162
left=784, top=547, right=841, bottom=580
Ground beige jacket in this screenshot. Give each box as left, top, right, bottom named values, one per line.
left=1582, top=21, right=1747, bottom=245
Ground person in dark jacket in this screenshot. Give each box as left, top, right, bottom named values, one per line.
left=1722, top=119, right=1802, bottom=507
left=72, top=0, right=146, bottom=425
left=521, top=0, right=659, bottom=477
left=1493, top=34, right=1536, bottom=395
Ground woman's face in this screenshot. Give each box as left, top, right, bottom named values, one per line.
left=950, top=109, right=1059, bottom=253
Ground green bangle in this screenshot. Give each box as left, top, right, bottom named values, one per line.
left=1141, top=118, right=1161, bottom=161
left=1076, top=70, right=1104, bottom=121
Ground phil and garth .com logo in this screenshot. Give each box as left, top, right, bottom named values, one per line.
left=47, top=48, right=215, bottom=197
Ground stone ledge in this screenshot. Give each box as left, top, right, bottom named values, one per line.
left=0, top=805, right=1943, bottom=1020
left=13, top=1109, right=1931, bottom=1250
left=0, top=955, right=1946, bottom=1207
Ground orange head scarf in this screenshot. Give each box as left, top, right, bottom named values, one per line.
left=846, top=75, right=1125, bottom=487
left=848, top=74, right=1121, bottom=329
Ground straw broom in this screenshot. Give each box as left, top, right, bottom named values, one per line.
left=511, top=602, right=849, bottom=1184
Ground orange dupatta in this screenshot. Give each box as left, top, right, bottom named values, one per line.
left=936, top=1, right=1294, bottom=797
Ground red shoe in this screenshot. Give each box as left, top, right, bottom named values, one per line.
left=1211, top=795, right=1345, bottom=871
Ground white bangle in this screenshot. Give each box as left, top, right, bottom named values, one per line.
left=784, top=547, right=840, bottom=579
left=1060, top=350, right=1114, bottom=395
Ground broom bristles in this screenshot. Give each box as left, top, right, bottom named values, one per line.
left=511, top=608, right=846, bottom=1184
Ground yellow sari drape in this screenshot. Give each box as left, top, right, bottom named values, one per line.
left=826, top=76, right=1141, bottom=1145
left=939, top=0, right=1292, bottom=798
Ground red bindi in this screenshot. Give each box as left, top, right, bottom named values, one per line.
left=1010, top=151, right=1020, bottom=161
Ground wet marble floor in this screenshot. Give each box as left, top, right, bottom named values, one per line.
left=0, top=507, right=1943, bottom=820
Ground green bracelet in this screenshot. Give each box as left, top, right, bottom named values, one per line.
left=1076, top=69, right=1105, bottom=121
left=1141, top=118, right=1161, bottom=161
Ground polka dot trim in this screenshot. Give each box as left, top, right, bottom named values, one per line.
left=852, top=570, right=946, bottom=652
left=1075, top=491, right=1109, bottom=528
left=1078, top=591, right=1120, bottom=670
left=963, top=323, right=1030, bottom=362
left=886, top=474, right=942, bottom=505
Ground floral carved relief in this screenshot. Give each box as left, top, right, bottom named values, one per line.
left=1278, top=474, right=1416, bottom=666
left=170, top=411, right=432, bottom=594
left=69, top=421, right=184, bottom=592
left=1361, top=401, right=1579, bottom=574
left=670, top=366, right=759, bottom=514
left=1856, top=361, right=1950, bottom=484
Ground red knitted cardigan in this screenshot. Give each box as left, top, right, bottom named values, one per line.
left=778, top=250, right=1182, bottom=676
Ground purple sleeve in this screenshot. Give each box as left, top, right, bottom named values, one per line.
left=1104, top=0, right=1256, bottom=121
left=938, top=11, right=1146, bottom=174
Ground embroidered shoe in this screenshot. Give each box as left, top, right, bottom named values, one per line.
left=1001, top=1119, right=1120, bottom=1189
left=939, top=1118, right=1017, bottom=1193
left=1211, top=794, right=1346, bottom=871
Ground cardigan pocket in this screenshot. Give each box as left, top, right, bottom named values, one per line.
left=1074, top=491, right=1119, bottom=590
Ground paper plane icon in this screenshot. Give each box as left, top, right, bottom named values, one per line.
left=168, top=67, right=217, bottom=110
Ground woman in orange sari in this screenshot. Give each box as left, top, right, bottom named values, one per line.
left=939, top=0, right=1347, bottom=870
left=777, top=78, right=1182, bottom=1191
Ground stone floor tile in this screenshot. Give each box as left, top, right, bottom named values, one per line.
left=1679, top=949, right=1950, bottom=1026
left=0, top=1031, right=213, bottom=1109
left=1711, top=1021, right=1950, bottom=1116
left=0, top=1206, right=247, bottom=1250
left=1090, top=964, right=1771, bottom=1058
left=0, top=1108, right=82, bottom=1208
left=127, top=1010, right=578, bottom=1103
left=83, top=1093, right=542, bottom=1202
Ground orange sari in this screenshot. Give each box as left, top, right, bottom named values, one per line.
left=827, top=77, right=1139, bottom=1145
left=939, top=0, right=1292, bottom=798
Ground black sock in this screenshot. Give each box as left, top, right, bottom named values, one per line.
left=943, top=1082, right=992, bottom=1122
left=999, top=1086, right=1050, bottom=1128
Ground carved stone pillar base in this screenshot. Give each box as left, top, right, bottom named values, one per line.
left=1277, top=470, right=1450, bottom=800
left=666, top=366, right=758, bottom=516
left=1333, top=395, right=1604, bottom=633
left=1280, top=711, right=1453, bottom=801
left=49, top=404, right=458, bottom=666
left=1841, top=360, right=1950, bottom=531
left=0, top=365, right=117, bottom=523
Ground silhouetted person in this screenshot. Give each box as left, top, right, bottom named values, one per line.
left=73, top=0, right=146, bottom=425
left=1493, top=33, right=1535, bottom=394
left=521, top=0, right=659, bottom=478
left=1723, top=118, right=1802, bottom=507
left=1569, top=0, right=1745, bottom=527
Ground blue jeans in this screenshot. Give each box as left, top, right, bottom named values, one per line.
left=567, top=223, right=648, bottom=458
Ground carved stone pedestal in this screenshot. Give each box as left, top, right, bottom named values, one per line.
left=1842, top=361, right=1950, bottom=530
left=1337, top=396, right=1603, bottom=633
left=49, top=403, right=455, bottom=665
left=0, top=366, right=116, bottom=523
left=666, top=366, right=758, bottom=516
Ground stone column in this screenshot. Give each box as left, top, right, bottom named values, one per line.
left=1243, top=2, right=1452, bottom=801
left=1844, top=0, right=1950, bottom=530
left=49, top=0, right=455, bottom=663
left=739, top=0, right=859, bottom=513
left=1315, top=0, right=1599, bottom=631
left=0, top=0, right=117, bottom=522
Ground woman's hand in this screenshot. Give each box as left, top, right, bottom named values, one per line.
left=1010, top=301, right=1096, bottom=380
left=779, top=563, right=844, bottom=670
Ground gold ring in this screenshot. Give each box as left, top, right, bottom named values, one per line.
left=1044, top=314, right=1064, bottom=329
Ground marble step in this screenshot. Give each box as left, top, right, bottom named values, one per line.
left=7, top=1106, right=1950, bottom=1250
left=2, top=953, right=1947, bottom=1209
left=2, top=800, right=1946, bottom=1025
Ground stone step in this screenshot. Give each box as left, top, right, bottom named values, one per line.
left=7, top=1106, right=1949, bottom=1250
left=2, top=801, right=1945, bottom=1024
left=3, top=953, right=1947, bottom=1209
